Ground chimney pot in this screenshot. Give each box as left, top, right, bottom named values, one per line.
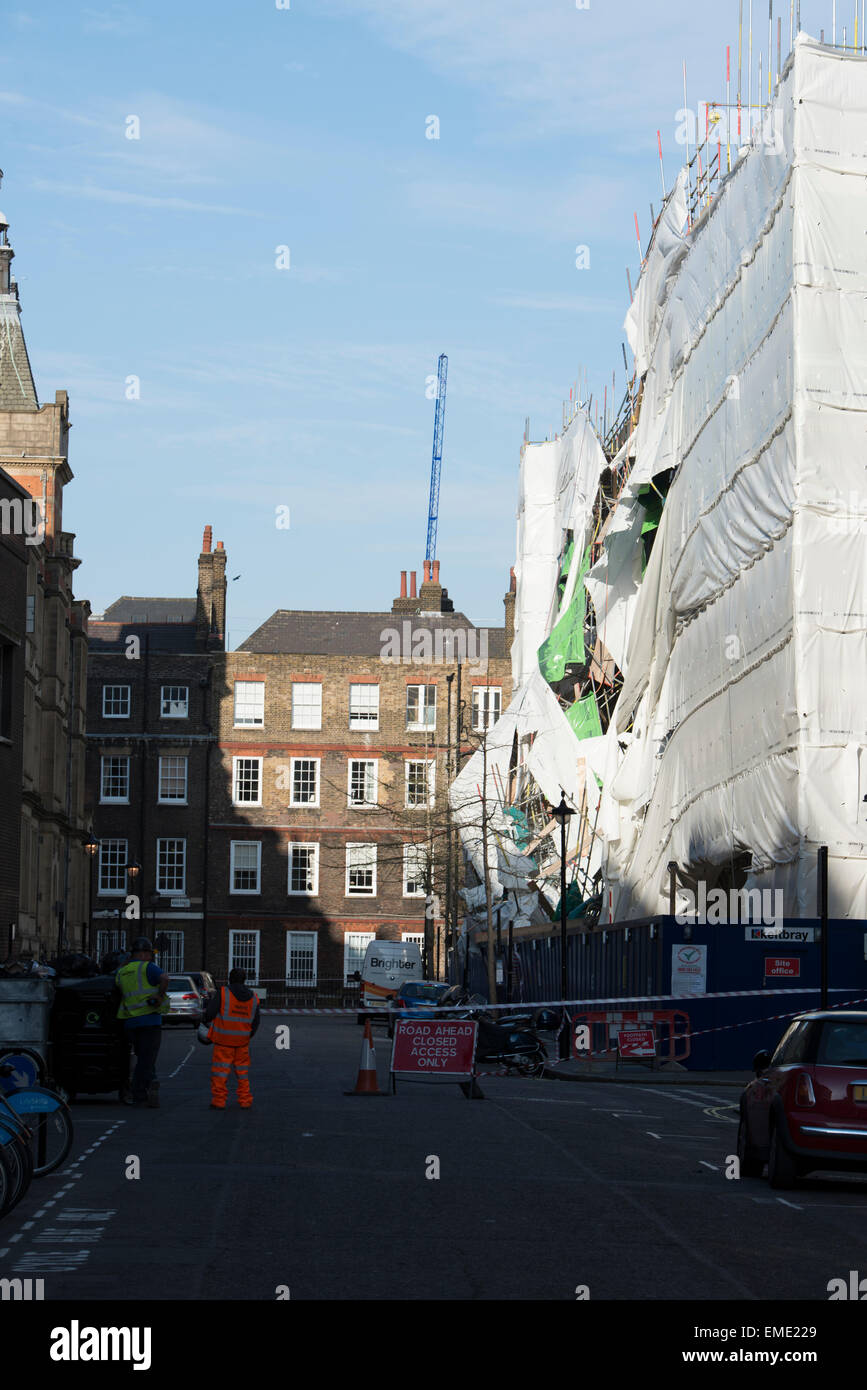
left=432, top=560, right=440, bottom=583
left=410, top=571, right=417, bottom=598
left=202, top=525, right=213, bottom=554
left=400, top=570, right=407, bottom=598
left=423, top=560, right=431, bottom=583
left=510, top=566, right=516, bottom=593
left=216, top=540, right=224, bottom=551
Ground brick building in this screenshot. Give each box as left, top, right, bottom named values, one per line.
left=84, top=527, right=226, bottom=967
left=0, top=198, right=90, bottom=960
left=207, top=562, right=514, bottom=990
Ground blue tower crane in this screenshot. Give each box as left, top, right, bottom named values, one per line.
left=425, top=353, right=448, bottom=565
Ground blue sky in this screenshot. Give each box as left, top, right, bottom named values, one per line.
left=0, top=0, right=835, bottom=643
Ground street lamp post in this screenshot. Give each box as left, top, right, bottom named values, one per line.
left=551, top=794, right=575, bottom=1060
left=84, top=835, right=99, bottom=958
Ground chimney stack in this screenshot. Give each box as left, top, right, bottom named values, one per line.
left=432, top=560, right=440, bottom=583
left=410, top=570, right=417, bottom=598
left=196, top=522, right=227, bottom=651
left=400, top=570, right=407, bottom=598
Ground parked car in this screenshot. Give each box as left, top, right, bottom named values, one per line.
left=189, top=971, right=216, bottom=1004
left=165, top=975, right=203, bottom=1027
left=387, top=981, right=450, bottom=1037
left=738, top=1010, right=867, bottom=1188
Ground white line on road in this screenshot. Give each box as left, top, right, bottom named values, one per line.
left=647, top=1131, right=662, bottom=1140
left=777, top=1197, right=802, bottom=1210
left=169, top=1046, right=195, bottom=1078
left=700, top=1161, right=720, bottom=1171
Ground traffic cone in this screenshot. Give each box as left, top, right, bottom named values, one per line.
left=345, top=1019, right=386, bottom=1096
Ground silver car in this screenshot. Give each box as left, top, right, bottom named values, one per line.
left=165, top=975, right=203, bottom=1027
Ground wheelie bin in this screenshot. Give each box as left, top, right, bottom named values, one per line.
left=49, top=976, right=130, bottom=1102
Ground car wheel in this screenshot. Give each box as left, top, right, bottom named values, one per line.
left=767, top=1120, right=800, bottom=1189
left=737, top=1112, right=764, bottom=1178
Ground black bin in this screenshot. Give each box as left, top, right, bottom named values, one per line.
left=50, top=975, right=130, bottom=1101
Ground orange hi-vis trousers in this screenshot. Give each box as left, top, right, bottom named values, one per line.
left=211, top=1042, right=252, bottom=1107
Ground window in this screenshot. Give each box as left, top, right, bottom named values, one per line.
left=344, top=930, right=375, bottom=984
left=0, top=642, right=12, bottom=741
left=157, top=838, right=186, bottom=895
left=405, top=759, right=435, bottom=808
left=349, top=683, right=379, bottom=730
left=158, top=931, right=185, bottom=972
left=229, top=929, right=260, bottom=984
left=233, top=680, right=264, bottom=727
left=160, top=685, right=189, bottom=719
left=25, top=594, right=35, bottom=634
left=346, top=843, right=377, bottom=896
left=103, top=685, right=130, bottom=719
left=290, top=757, right=319, bottom=807
left=96, top=928, right=126, bottom=958
left=288, top=843, right=319, bottom=895
left=402, top=932, right=424, bottom=948
left=472, top=686, right=502, bottom=732
left=100, top=755, right=130, bottom=803
left=403, top=844, right=429, bottom=897
left=98, top=839, right=128, bottom=895
left=286, top=931, right=318, bottom=986
left=348, top=759, right=377, bottom=808
left=158, top=755, right=188, bottom=803
left=230, top=841, right=262, bottom=894
left=406, top=683, right=436, bottom=730
left=771, top=1021, right=812, bottom=1066
left=233, top=756, right=262, bottom=805
left=291, top=682, right=322, bottom=730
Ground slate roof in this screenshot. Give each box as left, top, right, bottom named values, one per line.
left=238, top=609, right=506, bottom=659
left=88, top=596, right=199, bottom=653
left=0, top=297, right=38, bottom=411
left=102, top=597, right=197, bottom=624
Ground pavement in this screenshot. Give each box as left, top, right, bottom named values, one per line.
left=2, top=1015, right=867, bottom=1300
left=545, top=1058, right=753, bottom=1086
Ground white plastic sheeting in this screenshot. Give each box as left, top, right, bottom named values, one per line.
left=451, top=408, right=607, bottom=906
left=603, top=37, right=867, bottom=921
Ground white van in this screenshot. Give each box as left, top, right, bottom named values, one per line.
left=357, top=940, right=422, bottom=1021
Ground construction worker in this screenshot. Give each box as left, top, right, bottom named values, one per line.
left=203, top=967, right=260, bottom=1109
left=115, top=937, right=169, bottom=1108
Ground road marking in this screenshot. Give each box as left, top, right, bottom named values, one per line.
left=647, top=1131, right=662, bottom=1140
left=169, top=1046, right=195, bottom=1078
left=700, top=1161, right=720, bottom=1171
left=776, top=1197, right=802, bottom=1210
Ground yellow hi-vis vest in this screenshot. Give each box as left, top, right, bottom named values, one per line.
left=115, top=960, right=169, bottom=1020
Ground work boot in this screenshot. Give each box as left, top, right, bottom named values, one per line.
left=146, top=1080, right=160, bottom=1109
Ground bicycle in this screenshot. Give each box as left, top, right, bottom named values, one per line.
left=0, top=1103, right=34, bottom=1216
left=0, top=1065, right=74, bottom=1178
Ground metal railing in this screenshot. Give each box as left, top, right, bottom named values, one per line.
left=253, top=978, right=361, bottom=1008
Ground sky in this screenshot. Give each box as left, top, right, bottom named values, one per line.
left=0, top=0, right=840, bottom=645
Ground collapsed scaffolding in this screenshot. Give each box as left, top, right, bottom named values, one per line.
left=450, top=30, right=867, bottom=954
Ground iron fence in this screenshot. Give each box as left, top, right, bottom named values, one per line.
left=254, top=977, right=361, bottom=1009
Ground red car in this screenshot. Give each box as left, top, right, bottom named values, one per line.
left=738, top=1011, right=867, bottom=1189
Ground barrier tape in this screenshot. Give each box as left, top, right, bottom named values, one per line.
left=259, top=985, right=844, bottom=1017
left=568, top=994, right=867, bottom=1059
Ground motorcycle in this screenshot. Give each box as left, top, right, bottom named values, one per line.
left=452, top=995, right=548, bottom=1076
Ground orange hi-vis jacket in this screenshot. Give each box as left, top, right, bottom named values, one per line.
left=207, top=987, right=257, bottom=1047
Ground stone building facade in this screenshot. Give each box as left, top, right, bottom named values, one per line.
left=0, top=201, right=90, bottom=960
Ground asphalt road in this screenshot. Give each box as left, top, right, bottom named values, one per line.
left=3, top=1016, right=867, bottom=1301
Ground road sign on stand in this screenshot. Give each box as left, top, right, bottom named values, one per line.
left=390, top=1019, right=480, bottom=1098
left=617, top=1028, right=656, bottom=1060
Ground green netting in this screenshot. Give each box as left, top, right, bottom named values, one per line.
left=538, top=545, right=591, bottom=682
left=565, top=692, right=602, bottom=740
left=503, top=806, right=532, bottom=850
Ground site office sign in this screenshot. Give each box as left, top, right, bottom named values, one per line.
left=391, top=1019, right=478, bottom=1086
left=764, top=956, right=801, bottom=979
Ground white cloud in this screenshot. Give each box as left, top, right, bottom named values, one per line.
left=30, top=178, right=261, bottom=217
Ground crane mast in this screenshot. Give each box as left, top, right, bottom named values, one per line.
left=425, top=353, right=448, bottom=565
